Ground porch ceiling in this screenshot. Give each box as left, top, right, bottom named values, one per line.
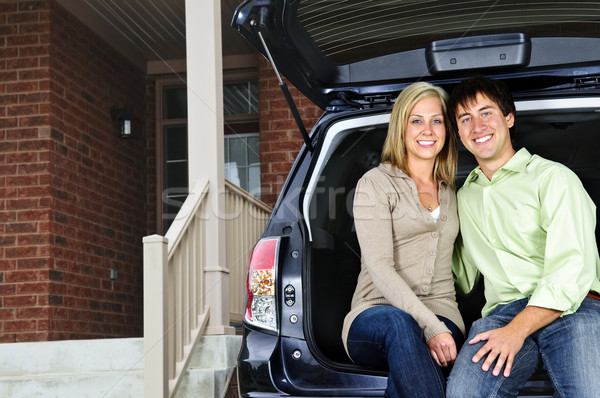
left=55, top=0, right=255, bottom=70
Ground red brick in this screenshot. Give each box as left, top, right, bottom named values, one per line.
left=0, top=117, right=18, bottom=129
left=16, top=281, right=49, bottom=295
left=269, top=140, right=303, bottom=152
left=4, top=319, right=37, bottom=331
left=18, top=186, right=51, bottom=198
left=0, top=3, right=18, bottom=13
left=0, top=259, right=17, bottom=271
left=7, top=104, right=38, bottom=116
left=261, top=151, right=290, bottom=163
left=4, top=295, right=37, bottom=307
left=18, top=139, right=49, bottom=151
left=6, top=151, right=36, bottom=164
left=0, top=48, right=19, bottom=58
left=19, top=23, right=50, bottom=35
left=17, top=209, right=49, bottom=221
left=7, top=57, right=39, bottom=70
left=18, top=68, right=49, bottom=80
left=0, top=334, right=17, bottom=343
left=16, top=332, right=50, bottom=342
left=19, top=91, right=49, bottom=103
left=6, top=81, right=39, bottom=93
left=17, top=306, right=51, bottom=319
left=271, top=162, right=294, bottom=174
left=17, top=234, right=49, bottom=246
left=0, top=309, right=16, bottom=320
left=0, top=93, right=19, bottom=106
left=6, top=175, right=38, bottom=187
left=5, top=245, right=39, bottom=259
left=6, top=34, right=39, bottom=47
left=0, top=236, right=17, bottom=246
left=262, top=130, right=291, bottom=141
left=263, top=109, right=290, bottom=120
left=5, top=222, right=38, bottom=234
left=268, top=98, right=290, bottom=111
left=260, top=87, right=284, bottom=100
left=0, top=164, right=18, bottom=175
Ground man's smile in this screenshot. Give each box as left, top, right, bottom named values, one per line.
left=474, top=134, right=492, bottom=144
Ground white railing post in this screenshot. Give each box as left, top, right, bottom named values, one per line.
left=143, top=234, right=169, bottom=398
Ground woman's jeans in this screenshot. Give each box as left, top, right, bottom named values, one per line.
left=347, top=305, right=463, bottom=398
left=446, top=297, right=600, bottom=398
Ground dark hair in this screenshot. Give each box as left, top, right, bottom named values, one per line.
left=447, top=76, right=516, bottom=133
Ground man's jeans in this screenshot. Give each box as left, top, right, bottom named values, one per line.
left=447, top=297, right=600, bottom=398
left=347, top=305, right=463, bottom=398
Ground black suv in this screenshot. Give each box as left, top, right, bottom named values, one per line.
left=232, top=1, right=600, bottom=396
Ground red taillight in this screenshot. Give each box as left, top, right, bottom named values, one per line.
left=245, top=238, right=279, bottom=331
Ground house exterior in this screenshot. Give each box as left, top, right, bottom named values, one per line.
left=0, top=0, right=321, bottom=345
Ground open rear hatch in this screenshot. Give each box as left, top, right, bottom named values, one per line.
left=233, top=0, right=600, bottom=111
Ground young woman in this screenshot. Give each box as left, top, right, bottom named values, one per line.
left=342, top=82, right=465, bottom=397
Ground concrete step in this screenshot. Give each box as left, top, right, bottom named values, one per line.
left=0, top=338, right=144, bottom=398
left=176, top=335, right=242, bottom=398
left=0, top=335, right=242, bottom=398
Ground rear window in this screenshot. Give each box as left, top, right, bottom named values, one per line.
left=297, top=0, right=600, bottom=65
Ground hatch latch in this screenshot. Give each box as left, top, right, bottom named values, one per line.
left=365, top=95, right=392, bottom=108
left=575, top=77, right=600, bottom=89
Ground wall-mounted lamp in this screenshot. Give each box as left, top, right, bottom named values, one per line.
left=110, top=105, right=132, bottom=138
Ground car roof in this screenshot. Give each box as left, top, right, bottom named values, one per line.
left=232, top=0, right=600, bottom=109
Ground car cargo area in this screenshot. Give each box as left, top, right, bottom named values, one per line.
left=303, top=97, right=600, bottom=391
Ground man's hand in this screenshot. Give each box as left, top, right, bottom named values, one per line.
left=469, top=324, right=525, bottom=377
left=427, top=332, right=457, bottom=367
left=469, top=306, right=561, bottom=377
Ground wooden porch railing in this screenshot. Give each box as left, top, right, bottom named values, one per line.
left=142, top=179, right=271, bottom=398
left=224, top=180, right=272, bottom=324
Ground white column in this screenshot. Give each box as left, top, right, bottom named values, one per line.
left=185, top=0, right=234, bottom=335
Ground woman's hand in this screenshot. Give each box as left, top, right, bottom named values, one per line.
left=427, top=332, right=457, bottom=367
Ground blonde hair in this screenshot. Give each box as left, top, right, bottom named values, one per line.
left=380, top=82, right=457, bottom=186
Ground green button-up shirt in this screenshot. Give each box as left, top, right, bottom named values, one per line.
left=453, top=148, right=600, bottom=317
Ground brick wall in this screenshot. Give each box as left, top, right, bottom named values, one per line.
left=0, top=0, right=146, bottom=341
left=258, top=57, right=322, bottom=206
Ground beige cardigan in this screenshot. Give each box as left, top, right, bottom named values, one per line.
left=342, top=163, right=465, bottom=355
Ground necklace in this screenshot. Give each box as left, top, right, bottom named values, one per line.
left=417, top=191, right=434, bottom=211
left=413, top=176, right=438, bottom=212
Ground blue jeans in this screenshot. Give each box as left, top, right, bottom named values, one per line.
left=347, top=305, right=463, bottom=398
left=446, top=297, right=600, bottom=398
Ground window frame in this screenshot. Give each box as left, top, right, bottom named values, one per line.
left=155, top=77, right=188, bottom=234
left=153, top=56, right=260, bottom=233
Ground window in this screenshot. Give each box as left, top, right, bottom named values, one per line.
left=156, top=75, right=260, bottom=233
left=225, top=133, right=260, bottom=197
left=157, top=80, right=188, bottom=232
left=224, top=81, right=259, bottom=116
left=223, top=80, right=260, bottom=198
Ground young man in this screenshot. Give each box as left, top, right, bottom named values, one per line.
left=446, top=75, right=600, bottom=397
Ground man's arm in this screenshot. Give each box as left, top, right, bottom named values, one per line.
left=452, top=233, right=480, bottom=295
left=469, top=306, right=560, bottom=377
